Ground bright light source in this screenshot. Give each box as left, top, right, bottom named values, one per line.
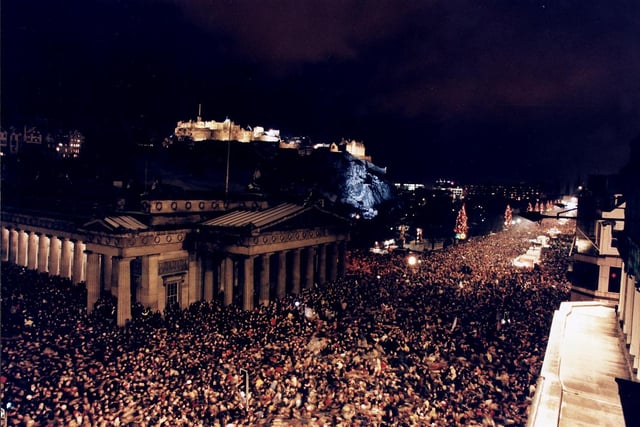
left=407, top=255, right=417, bottom=266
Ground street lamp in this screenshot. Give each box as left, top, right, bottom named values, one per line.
left=239, top=368, right=250, bottom=406
left=407, top=255, right=418, bottom=267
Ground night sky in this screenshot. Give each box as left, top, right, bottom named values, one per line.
left=2, top=0, right=639, bottom=186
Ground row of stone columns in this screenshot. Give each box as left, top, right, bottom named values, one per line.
left=1, top=226, right=85, bottom=284
left=2, top=225, right=349, bottom=326
left=84, top=253, right=141, bottom=327
left=619, top=272, right=640, bottom=380
left=201, top=240, right=347, bottom=311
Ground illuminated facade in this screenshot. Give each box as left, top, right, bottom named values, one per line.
left=0, top=126, right=42, bottom=155
left=617, top=134, right=640, bottom=380
left=174, top=116, right=280, bottom=143
left=0, top=126, right=84, bottom=158
left=330, top=139, right=371, bottom=161
left=570, top=192, right=625, bottom=303
left=173, top=115, right=373, bottom=162
left=463, top=182, right=546, bottom=202
left=54, top=130, right=84, bottom=158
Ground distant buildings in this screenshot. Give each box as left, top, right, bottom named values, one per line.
left=462, top=182, right=546, bottom=202
left=0, top=125, right=84, bottom=158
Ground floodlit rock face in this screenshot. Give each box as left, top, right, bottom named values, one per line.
left=335, top=155, right=394, bottom=219
left=264, top=149, right=394, bottom=219
left=123, top=142, right=395, bottom=217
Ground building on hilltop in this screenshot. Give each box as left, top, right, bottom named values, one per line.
left=172, top=112, right=371, bottom=162
left=174, top=115, right=280, bottom=143
left=330, top=138, right=371, bottom=162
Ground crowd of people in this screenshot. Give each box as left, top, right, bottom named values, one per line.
left=1, top=218, right=574, bottom=426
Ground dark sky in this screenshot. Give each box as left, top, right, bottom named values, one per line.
left=3, top=0, right=639, bottom=186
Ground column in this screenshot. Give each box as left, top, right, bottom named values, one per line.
left=224, top=256, right=234, bottom=306
left=305, top=246, right=315, bottom=289
left=328, top=243, right=338, bottom=283
left=110, top=257, right=119, bottom=298
left=116, top=257, right=133, bottom=327
left=630, top=285, right=640, bottom=361
left=17, top=230, right=27, bottom=267
left=157, top=274, right=166, bottom=314
left=103, top=255, right=113, bottom=292
left=624, top=276, right=635, bottom=342
left=1, top=227, right=9, bottom=262
left=317, top=244, right=327, bottom=286
left=186, top=254, right=200, bottom=307
left=598, top=265, right=610, bottom=293
left=243, top=256, right=255, bottom=310
left=140, top=254, right=160, bottom=311
left=59, top=238, right=72, bottom=278
left=338, top=240, right=347, bottom=278
left=8, top=229, right=19, bottom=264
left=27, top=232, right=38, bottom=270
left=203, top=257, right=215, bottom=302
left=291, top=249, right=301, bottom=295
left=48, top=235, right=60, bottom=276
left=259, top=253, right=271, bottom=307
left=37, top=233, right=49, bottom=272
left=277, top=251, right=287, bottom=299
left=72, top=240, right=85, bottom=284
left=619, top=270, right=628, bottom=320
left=85, top=251, right=101, bottom=313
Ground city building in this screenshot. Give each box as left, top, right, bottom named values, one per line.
left=570, top=175, right=625, bottom=303
left=617, top=133, right=640, bottom=383
left=527, top=138, right=640, bottom=427
left=54, top=130, right=84, bottom=158
left=0, top=126, right=84, bottom=158
left=1, top=198, right=350, bottom=327
left=0, top=126, right=26, bottom=155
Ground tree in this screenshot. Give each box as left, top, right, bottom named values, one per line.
left=454, top=203, right=469, bottom=240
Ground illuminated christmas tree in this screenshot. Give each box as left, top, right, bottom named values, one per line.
left=454, top=203, right=468, bottom=240
left=504, top=204, right=513, bottom=228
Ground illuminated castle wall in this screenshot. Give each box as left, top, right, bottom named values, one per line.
left=330, top=139, right=370, bottom=161
left=175, top=117, right=280, bottom=143
left=174, top=115, right=370, bottom=162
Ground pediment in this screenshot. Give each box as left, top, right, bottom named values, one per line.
left=82, top=216, right=148, bottom=233
left=201, top=203, right=349, bottom=234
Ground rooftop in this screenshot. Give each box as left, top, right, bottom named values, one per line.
left=528, top=301, right=635, bottom=426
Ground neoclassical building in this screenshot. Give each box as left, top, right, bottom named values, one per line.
left=1, top=200, right=350, bottom=326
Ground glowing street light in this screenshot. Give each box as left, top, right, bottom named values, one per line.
left=239, top=368, right=250, bottom=409
left=407, top=254, right=418, bottom=267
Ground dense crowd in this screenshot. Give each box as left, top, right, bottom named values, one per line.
left=1, top=219, right=574, bottom=426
